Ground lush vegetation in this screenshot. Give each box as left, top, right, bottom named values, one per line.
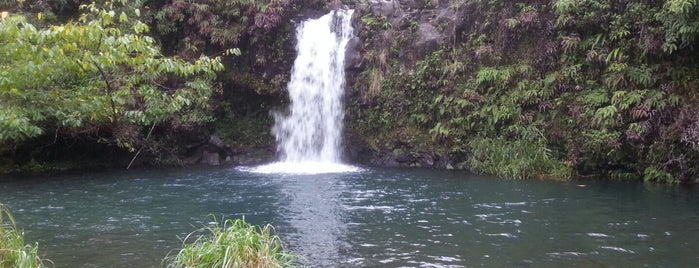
left=0, top=1, right=225, bottom=171
left=0, top=204, right=43, bottom=268
left=0, top=0, right=312, bottom=172
left=347, top=0, right=699, bottom=183
left=2, top=0, right=698, bottom=183
left=165, top=218, right=297, bottom=268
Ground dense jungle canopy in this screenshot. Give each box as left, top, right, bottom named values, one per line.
left=0, top=0, right=698, bottom=183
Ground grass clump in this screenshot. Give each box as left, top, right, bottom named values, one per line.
left=468, top=136, right=571, bottom=180
left=0, top=204, right=43, bottom=268
left=165, top=218, right=298, bottom=268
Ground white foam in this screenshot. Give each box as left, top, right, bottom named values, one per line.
left=599, top=246, right=636, bottom=254
left=587, top=232, right=613, bottom=238
left=547, top=251, right=587, bottom=257
left=344, top=205, right=399, bottom=211
left=240, top=162, right=363, bottom=175
left=486, top=233, right=518, bottom=238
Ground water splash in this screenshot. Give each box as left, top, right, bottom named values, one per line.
left=240, top=161, right=360, bottom=175
left=247, top=9, right=361, bottom=174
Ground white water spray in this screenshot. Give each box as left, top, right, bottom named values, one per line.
left=246, top=9, right=361, bottom=174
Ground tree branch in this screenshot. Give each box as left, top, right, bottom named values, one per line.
left=127, top=122, right=156, bottom=170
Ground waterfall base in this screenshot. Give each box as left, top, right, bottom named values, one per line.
left=239, top=162, right=363, bottom=175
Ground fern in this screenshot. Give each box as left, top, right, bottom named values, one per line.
left=625, top=65, right=656, bottom=87
left=504, top=18, right=519, bottom=29
left=594, top=105, right=619, bottom=126
left=553, top=0, right=578, bottom=14
left=475, top=67, right=498, bottom=85
left=561, top=35, right=580, bottom=53
left=611, top=90, right=643, bottom=110
left=605, top=47, right=623, bottom=63
left=580, top=86, right=609, bottom=107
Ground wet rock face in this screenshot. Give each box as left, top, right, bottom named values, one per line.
left=354, top=0, right=452, bottom=71
left=201, top=150, right=221, bottom=166
left=340, top=0, right=467, bottom=169
left=332, top=0, right=457, bottom=73
left=368, top=0, right=403, bottom=18
left=352, top=146, right=449, bottom=169
left=415, top=22, right=442, bottom=54
left=183, top=135, right=235, bottom=166
left=345, top=36, right=363, bottom=70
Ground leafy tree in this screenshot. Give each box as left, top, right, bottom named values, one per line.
left=0, top=3, right=223, bottom=154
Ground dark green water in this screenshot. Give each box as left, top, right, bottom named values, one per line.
left=1, top=167, right=698, bottom=267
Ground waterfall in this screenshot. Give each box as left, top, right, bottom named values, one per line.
left=246, top=9, right=361, bottom=174
left=274, top=9, right=353, bottom=163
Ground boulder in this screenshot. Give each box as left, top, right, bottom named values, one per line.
left=397, top=0, right=425, bottom=10
left=368, top=0, right=400, bottom=17
left=208, top=135, right=228, bottom=149
left=395, top=152, right=413, bottom=163
left=416, top=23, right=442, bottom=50
left=418, top=152, right=435, bottom=167
left=201, top=150, right=220, bottom=166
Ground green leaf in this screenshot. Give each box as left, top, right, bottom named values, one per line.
left=119, top=12, right=129, bottom=23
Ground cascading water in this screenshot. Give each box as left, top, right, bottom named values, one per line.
left=274, top=9, right=353, bottom=163
left=247, top=9, right=361, bottom=174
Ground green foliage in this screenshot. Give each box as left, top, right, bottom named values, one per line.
left=468, top=134, right=570, bottom=180
left=153, top=0, right=296, bottom=50
left=643, top=167, right=676, bottom=184
left=213, top=114, right=275, bottom=153
left=348, top=0, right=699, bottom=183
left=0, top=204, right=44, bottom=268
left=0, top=3, right=223, bottom=151
left=165, top=218, right=297, bottom=268
left=7, top=0, right=694, bottom=182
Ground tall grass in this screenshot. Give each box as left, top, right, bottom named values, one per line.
left=0, top=204, right=43, bottom=268
left=468, top=136, right=571, bottom=180
left=165, top=218, right=298, bottom=268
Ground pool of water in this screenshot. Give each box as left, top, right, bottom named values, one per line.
left=1, top=167, right=698, bottom=267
